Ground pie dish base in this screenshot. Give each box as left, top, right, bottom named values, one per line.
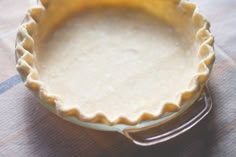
left=36, top=85, right=212, bottom=146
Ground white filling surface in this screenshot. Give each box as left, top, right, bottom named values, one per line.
left=36, top=8, right=196, bottom=119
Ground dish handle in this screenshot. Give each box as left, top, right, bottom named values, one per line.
left=121, top=88, right=212, bottom=146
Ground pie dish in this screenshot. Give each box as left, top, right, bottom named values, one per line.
left=15, top=0, right=215, bottom=125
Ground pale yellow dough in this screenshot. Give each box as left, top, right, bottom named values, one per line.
left=36, top=8, right=197, bottom=120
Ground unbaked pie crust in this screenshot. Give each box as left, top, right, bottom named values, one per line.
left=16, top=0, right=215, bottom=125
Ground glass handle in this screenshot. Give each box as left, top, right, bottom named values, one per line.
left=122, top=88, right=212, bottom=146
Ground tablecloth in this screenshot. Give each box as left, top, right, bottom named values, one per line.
left=0, top=0, right=235, bottom=156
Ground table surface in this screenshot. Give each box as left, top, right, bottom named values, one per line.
left=0, top=0, right=236, bottom=157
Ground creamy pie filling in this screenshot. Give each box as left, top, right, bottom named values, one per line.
left=35, top=8, right=197, bottom=119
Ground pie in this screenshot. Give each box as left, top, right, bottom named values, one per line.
left=15, top=0, right=215, bottom=125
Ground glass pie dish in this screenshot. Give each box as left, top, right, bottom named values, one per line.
left=38, top=86, right=212, bottom=146
left=15, top=0, right=215, bottom=145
